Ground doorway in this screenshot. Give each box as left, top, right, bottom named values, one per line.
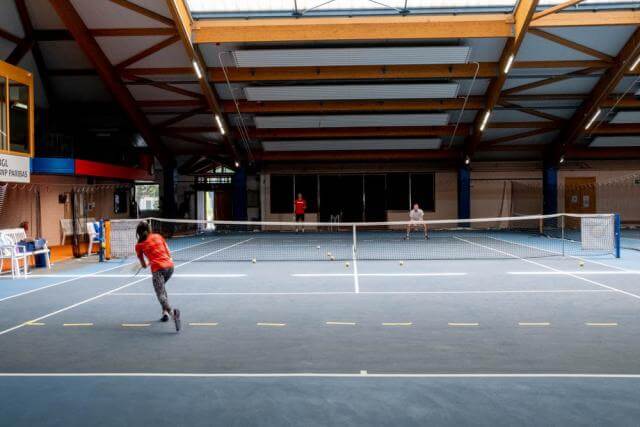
left=364, top=175, right=386, bottom=221
left=319, top=175, right=364, bottom=222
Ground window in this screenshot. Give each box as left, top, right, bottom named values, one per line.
left=294, top=175, right=318, bottom=213
left=8, top=81, right=29, bottom=153
left=270, top=175, right=294, bottom=213
left=386, top=173, right=409, bottom=210
left=410, top=173, right=435, bottom=212
left=135, top=184, right=160, bottom=211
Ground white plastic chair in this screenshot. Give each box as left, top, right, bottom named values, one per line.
left=86, top=222, right=101, bottom=256
left=0, top=234, right=27, bottom=278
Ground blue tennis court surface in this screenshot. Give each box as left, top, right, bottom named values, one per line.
left=1, top=236, right=640, bottom=426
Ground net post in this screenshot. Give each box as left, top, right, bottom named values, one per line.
left=561, top=215, right=565, bottom=257
left=98, top=219, right=105, bottom=263
left=615, top=213, right=621, bottom=258
left=104, top=220, right=111, bottom=260
left=352, top=224, right=357, bottom=258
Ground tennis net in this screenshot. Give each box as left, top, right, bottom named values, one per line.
left=105, top=213, right=619, bottom=262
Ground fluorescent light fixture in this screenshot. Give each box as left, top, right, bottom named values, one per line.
left=245, top=83, right=459, bottom=101
left=254, top=114, right=450, bottom=129
left=232, top=47, right=471, bottom=67
left=479, top=110, right=491, bottom=132
left=215, top=114, right=226, bottom=135
left=584, top=109, right=601, bottom=130
left=192, top=60, right=203, bottom=79
left=503, top=54, right=515, bottom=74
left=630, top=55, right=640, bottom=71
left=262, top=139, right=442, bottom=152
left=559, top=156, right=565, bottom=164
left=464, top=156, right=470, bottom=165
left=11, top=102, right=28, bottom=110
left=234, top=161, right=240, bottom=168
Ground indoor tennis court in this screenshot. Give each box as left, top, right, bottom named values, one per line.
left=1, top=0, right=640, bottom=426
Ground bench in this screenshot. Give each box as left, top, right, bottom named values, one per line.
left=60, top=217, right=95, bottom=246
left=0, top=228, right=51, bottom=275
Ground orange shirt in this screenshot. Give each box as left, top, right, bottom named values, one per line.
left=135, top=233, right=174, bottom=272
left=294, top=199, right=307, bottom=215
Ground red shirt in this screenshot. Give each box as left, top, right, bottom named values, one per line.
left=294, top=199, right=307, bottom=215
left=135, top=233, right=174, bottom=272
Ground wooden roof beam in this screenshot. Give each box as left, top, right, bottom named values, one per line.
left=548, top=27, right=640, bottom=164
left=166, top=0, right=240, bottom=164
left=532, top=0, right=584, bottom=21
left=49, top=0, right=171, bottom=165
left=464, top=0, right=539, bottom=158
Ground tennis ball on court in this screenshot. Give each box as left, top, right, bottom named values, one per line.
left=399, top=261, right=404, bottom=266
left=579, top=261, right=584, bottom=267
left=330, top=256, right=335, bottom=261
left=345, top=262, right=350, bottom=268
left=327, top=252, right=332, bottom=257
left=252, top=258, right=257, bottom=264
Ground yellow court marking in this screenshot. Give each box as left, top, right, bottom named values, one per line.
left=382, top=322, right=413, bottom=326
left=63, top=323, right=93, bottom=327
left=326, top=321, right=356, bottom=326
left=257, top=322, right=286, bottom=327
left=586, top=322, right=618, bottom=327
left=26, top=322, right=45, bottom=326
left=448, top=322, right=479, bottom=327
left=121, top=323, right=151, bottom=327
left=518, top=322, right=551, bottom=326
left=189, top=322, right=219, bottom=326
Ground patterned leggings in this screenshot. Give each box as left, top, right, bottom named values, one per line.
left=152, top=267, right=174, bottom=313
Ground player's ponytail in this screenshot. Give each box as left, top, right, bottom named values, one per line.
left=136, top=221, right=151, bottom=244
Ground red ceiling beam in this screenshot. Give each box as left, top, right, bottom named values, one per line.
left=49, top=0, right=171, bottom=165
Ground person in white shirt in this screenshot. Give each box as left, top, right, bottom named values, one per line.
left=405, top=203, right=429, bottom=239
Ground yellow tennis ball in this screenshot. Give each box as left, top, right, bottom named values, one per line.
left=579, top=261, right=584, bottom=267
left=252, top=258, right=257, bottom=264
left=330, top=256, right=335, bottom=261
left=345, top=262, right=350, bottom=268
left=399, top=261, right=404, bottom=266
left=327, top=252, right=332, bottom=257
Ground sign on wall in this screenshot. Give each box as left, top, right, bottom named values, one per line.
left=0, top=153, right=30, bottom=183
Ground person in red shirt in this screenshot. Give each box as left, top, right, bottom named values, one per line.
left=294, top=193, right=307, bottom=232
left=135, top=221, right=181, bottom=331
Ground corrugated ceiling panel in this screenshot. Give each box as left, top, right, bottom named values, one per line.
left=610, top=111, right=640, bottom=124
left=245, top=83, right=459, bottom=101
left=262, top=138, right=442, bottom=151
left=254, top=114, right=450, bottom=128
left=233, top=47, right=471, bottom=67
left=590, top=136, right=640, bottom=147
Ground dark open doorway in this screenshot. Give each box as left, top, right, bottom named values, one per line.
left=319, top=175, right=364, bottom=222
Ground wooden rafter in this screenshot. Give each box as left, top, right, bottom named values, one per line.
left=528, top=28, right=613, bottom=62
left=154, top=107, right=207, bottom=128
left=34, top=28, right=177, bottom=40
left=0, top=27, right=21, bottom=44
left=107, top=0, right=174, bottom=27
left=483, top=128, right=557, bottom=146
left=166, top=0, right=240, bottom=162
left=5, top=0, right=35, bottom=65
left=115, top=35, right=180, bottom=70
left=498, top=100, right=565, bottom=122
left=165, top=133, right=222, bottom=147
left=531, top=10, right=640, bottom=28
left=464, top=0, right=539, bottom=158
left=549, top=27, right=640, bottom=163
left=49, top=0, right=171, bottom=165
left=121, top=72, right=204, bottom=99
left=501, top=67, right=601, bottom=96
left=137, top=99, right=205, bottom=108
left=532, top=0, right=584, bottom=21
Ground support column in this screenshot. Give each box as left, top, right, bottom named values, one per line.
left=162, top=163, right=177, bottom=219
left=457, top=166, right=471, bottom=223
left=232, top=167, right=247, bottom=221
left=543, top=166, right=558, bottom=215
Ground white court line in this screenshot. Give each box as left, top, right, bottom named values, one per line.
left=291, top=273, right=467, bottom=277
left=0, top=237, right=225, bottom=302
left=0, top=238, right=254, bottom=337
left=509, top=271, right=640, bottom=276
left=1, top=274, right=247, bottom=279
left=1, top=372, right=640, bottom=378
left=454, top=236, right=640, bottom=301
left=110, top=289, right=613, bottom=296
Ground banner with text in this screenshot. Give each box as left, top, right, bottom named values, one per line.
left=0, top=153, right=30, bottom=183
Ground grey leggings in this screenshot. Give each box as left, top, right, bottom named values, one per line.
left=152, top=267, right=174, bottom=313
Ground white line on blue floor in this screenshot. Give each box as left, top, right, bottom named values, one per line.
left=110, top=289, right=613, bottom=296
left=1, top=373, right=639, bottom=378
left=509, top=271, right=640, bottom=275
left=291, top=273, right=467, bottom=277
